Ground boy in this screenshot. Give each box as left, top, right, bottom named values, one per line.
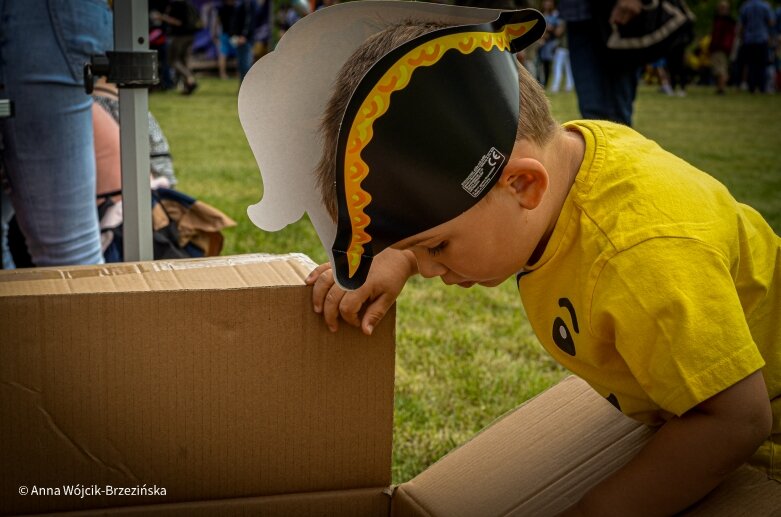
left=239, top=3, right=779, bottom=515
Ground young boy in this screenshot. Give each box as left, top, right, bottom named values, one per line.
left=240, top=3, right=779, bottom=515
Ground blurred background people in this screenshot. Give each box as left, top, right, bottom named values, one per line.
left=737, top=0, right=776, bottom=93
left=771, top=1, right=781, bottom=91
left=536, top=0, right=562, bottom=88
left=215, top=0, right=238, bottom=80
left=157, top=0, right=201, bottom=94
left=666, top=41, right=690, bottom=96
left=645, top=57, right=675, bottom=95
left=559, top=0, right=643, bottom=125
left=212, top=0, right=271, bottom=82
left=150, top=0, right=175, bottom=90
left=549, top=13, right=573, bottom=93
left=710, top=0, right=738, bottom=94
left=91, top=77, right=178, bottom=188
left=252, top=0, right=272, bottom=61
left=229, top=0, right=259, bottom=83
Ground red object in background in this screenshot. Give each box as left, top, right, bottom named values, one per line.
left=150, top=27, right=166, bottom=46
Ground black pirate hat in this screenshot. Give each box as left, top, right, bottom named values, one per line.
left=240, top=2, right=545, bottom=289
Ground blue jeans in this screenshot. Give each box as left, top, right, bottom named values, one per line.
left=237, top=41, right=253, bottom=83
left=0, top=0, right=113, bottom=266
left=1, top=187, right=13, bottom=269
left=567, top=19, right=639, bottom=126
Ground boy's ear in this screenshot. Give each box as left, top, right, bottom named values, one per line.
left=498, top=157, right=549, bottom=210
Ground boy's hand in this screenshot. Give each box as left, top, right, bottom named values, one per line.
left=305, top=248, right=417, bottom=335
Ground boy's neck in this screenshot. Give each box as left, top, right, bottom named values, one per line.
left=522, top=127, right=585, bottom=265
left=550, top=126, right=586, bottom=194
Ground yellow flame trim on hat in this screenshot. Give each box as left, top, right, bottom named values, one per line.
left=342, top=20, right=538, bottom=278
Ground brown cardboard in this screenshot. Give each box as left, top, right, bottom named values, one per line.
left=29, top=488, right=390, bottom=516
left=0, top=254, right=396, bottom=516
left=391, top=376, right=781, bottom=517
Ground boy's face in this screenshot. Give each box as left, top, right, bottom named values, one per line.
left=393, top=182, right=543, bottom=288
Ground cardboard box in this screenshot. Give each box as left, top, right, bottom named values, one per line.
left=1, top=254, right=779, bottom=516
left=1, top=254, right=395, bottom=516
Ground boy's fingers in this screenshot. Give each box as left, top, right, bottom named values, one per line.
left=362, top=294, right=393, bottom=335
left=339, top=291, right=368, bottom=328
left=323, top=285, right=346, bottom=332
left=306, top=263, right=332, bottom=285
left=311, top=267, right=335, bottom=313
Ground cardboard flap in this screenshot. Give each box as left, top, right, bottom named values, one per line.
left=0, top=253, right=317, bottom=295
left=392, top=376, right=781, bottom=516
left=392, top=376, right=655, bottom=516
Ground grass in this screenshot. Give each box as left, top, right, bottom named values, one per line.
left=150, top=78, right=780, bottom=484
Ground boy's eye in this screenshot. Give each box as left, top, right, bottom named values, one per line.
left=427, top=241, right=447, bottom=256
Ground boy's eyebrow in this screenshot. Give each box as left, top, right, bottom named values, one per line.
left=404, top=234, right=444, bottom=249
left=393, top=235, right=431, bottom=250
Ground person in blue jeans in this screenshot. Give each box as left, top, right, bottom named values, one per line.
left=233, top=0, right=257, bottom=84
left=536, top=0, right=561, bottom=88
left=0, top=0, right=113, bottom=267
left=737, top=0, right=776, bottom=93
left=558, top=0, right=642, bottom=126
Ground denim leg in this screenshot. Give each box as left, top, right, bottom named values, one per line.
left=237, top=42, right=253, bottom=83
left=551, top=47, right=570, bottom=92
left=567, top=19, right=639, bottom=126
left=564, top=49, right=574, bottom=91
left=0, top=0, right=112, bottom=266
left=1, top=186, right=13, bottom=269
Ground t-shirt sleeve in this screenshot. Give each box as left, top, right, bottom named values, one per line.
left=591, top=238, right=765, bottom=416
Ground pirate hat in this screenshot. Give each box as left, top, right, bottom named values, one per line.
left=239, top=1, right=545, bottom=289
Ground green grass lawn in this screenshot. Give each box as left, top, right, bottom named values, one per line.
left=151, top=79, right=780, bottom=484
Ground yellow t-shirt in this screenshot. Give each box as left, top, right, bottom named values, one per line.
left=517, top=120, right=781, bottom=474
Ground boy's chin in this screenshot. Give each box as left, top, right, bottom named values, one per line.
left=478, top=276, right=514, bottom=287
left=451, top=279, right=501, bottom=288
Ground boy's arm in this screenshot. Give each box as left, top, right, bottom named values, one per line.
left=561, top=370, right=772, bottom=517
left=306, top=248, right=418, bottom=335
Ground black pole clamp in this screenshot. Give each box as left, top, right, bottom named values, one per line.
left=84, top=50, right=159, bottom=94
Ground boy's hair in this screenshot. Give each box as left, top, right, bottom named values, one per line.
left=316, top=20, right=558, bottom=221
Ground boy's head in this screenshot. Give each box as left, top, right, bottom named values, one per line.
left=318, top=12, right=552, bottom=288
left=316, top=20, right=557, bottom=223
left=239, top=3, right=548, bottom=290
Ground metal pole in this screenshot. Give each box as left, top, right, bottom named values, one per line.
left=115, top=0, right=153, bottom=262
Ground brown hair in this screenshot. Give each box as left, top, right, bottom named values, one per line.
left=316, top=20, right=557, bottom=220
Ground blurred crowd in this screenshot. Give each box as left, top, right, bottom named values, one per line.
left=152, top=0, right=779, bottom=99
left=520, top=0, right=779, bottom=97
left=0, top=0, right=777, bottom=271
left=149, top=0, right=338, bottom=93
